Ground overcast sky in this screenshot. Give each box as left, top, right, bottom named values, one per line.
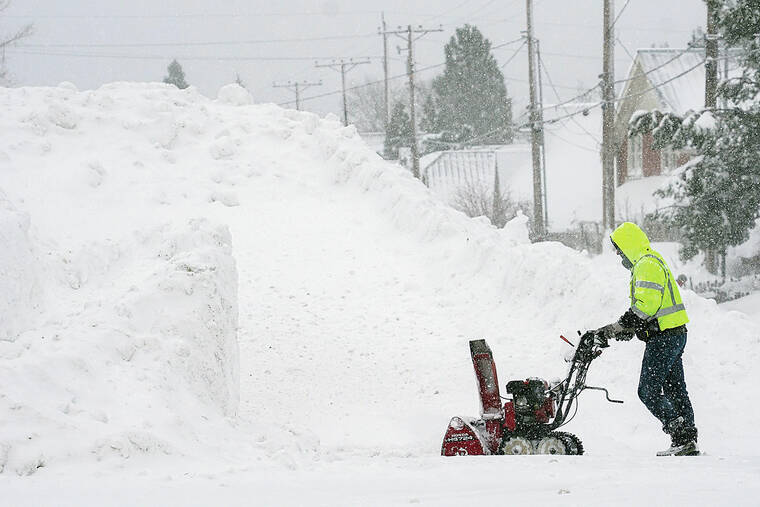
left=3, top=0, right=707, bottom=122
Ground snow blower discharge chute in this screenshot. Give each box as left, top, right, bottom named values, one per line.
left=441, top=332, right=622, bottom=456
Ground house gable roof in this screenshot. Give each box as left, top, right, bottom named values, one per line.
left=614, top=48, right=742, bottom=145
left=634, top=49, right=707, bottom=115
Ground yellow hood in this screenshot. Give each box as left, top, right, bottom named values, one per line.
left=610, top=222, right=651, bottom=266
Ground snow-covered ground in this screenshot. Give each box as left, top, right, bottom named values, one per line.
left=1, top=82, right=759, bottom=505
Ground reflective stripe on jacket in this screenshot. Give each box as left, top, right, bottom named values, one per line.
left=629, top=252, right=688, bottom=330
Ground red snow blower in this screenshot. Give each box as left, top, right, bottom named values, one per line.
left=441, top=331, right=622, bottom=456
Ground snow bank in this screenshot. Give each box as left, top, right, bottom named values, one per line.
left=0, top=218, right=238, bottom=475
left=0, top=84, right=247, bottom=474
left=217, top=83, right=253, bottom=106
left=0, top=190, right=41, bottom=342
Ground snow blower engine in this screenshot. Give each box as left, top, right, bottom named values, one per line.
left=441, top=331, right=622, bottom=456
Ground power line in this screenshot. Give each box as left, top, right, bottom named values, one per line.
left=473, top=17, right=697, bottom=34
left=3, top=10, right=430, bottom=19
left=8, top=49, right=382, bottom=62
left=611, top=0, right=632, bottom=28
left=545, top=129, right=599, bottom=153
left=492, top=37, right=528, bottom=49
left=272, top=80, right=322, bottom=111
left=540, top=50, right=630, bottom=62
left=500, top=39, right=526, bottom=69
left=465, top=0, right=503, bottom=19
left=542, top=56, right=707, bottom=126
left=536, top=46, right=706, bottom=116
left=466, top=0, right=523, bottom=25
left=540, top=82, right=601, bottom=112
left=381, top=24, right=444, bottom=180
left=277, top=36, right=530, bottom=107
left=364, top=43, right=708, bottom=152
left=277, top=37, right=579, bottom=107
left=429, top=0, right=521, bottom=26
left=17, top=33, right=379, bottom=49
left=538, top=51, right=601, bottom=144
left=616, top=36, right=636, bottom=62
left=479, top=55, right=707, bottom=137
left=613, top=44, right=699, bottom=86
left=425, top=0, right=478, bottom=23
left=315, top=58, right=372, bottom=126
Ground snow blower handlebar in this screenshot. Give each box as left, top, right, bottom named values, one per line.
left=550, top=330, right=620, bottom=429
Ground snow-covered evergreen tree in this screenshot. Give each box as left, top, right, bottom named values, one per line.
left=427, top=24, right=513, bottom=146
left=383, top=101, right=413, bottom=160
left=630, top=0, right=760, bottom=268
left=163, top=59, right=189, bottom=89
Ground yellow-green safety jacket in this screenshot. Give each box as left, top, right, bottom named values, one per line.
left=610, top=222, right=689, bottom=331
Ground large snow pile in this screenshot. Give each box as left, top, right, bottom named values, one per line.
left=0, top=191, right=41, bottom=342
left=0, top=82, right=758, bottom=502
left=0, top=84, right=244, bottom=474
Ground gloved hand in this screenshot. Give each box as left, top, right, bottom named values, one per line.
left=592, top=330, right=609, bottom=349
left=597, top=321, right=634, bottom=342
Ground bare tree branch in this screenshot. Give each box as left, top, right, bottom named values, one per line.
left=1, top=23, right=33, bottom=48
left=1, top=1, right=33, bottom=49
left=451, top=177, right=519, bottom=228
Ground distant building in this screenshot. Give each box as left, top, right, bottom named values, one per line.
left=358, top=131, right=386, bottom=156
left=614, top=48, right=737, bottom=185
left=420, top=102, right=604, bottom=234
left=421, top=146, right=531, bottom=205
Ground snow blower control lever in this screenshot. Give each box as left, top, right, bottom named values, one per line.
left=441, top=331, right=621, bottom=456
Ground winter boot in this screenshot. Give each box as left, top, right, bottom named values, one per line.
left=657, top=417, right=699, bottom=456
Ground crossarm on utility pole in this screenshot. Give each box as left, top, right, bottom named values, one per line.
left=273, top=80, right=322, bottom=111
left=380, top=23, right=443, bottom=181
left=315, top=59, right=371, bottom=126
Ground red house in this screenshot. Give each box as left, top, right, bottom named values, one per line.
left=614, top=48, right=731, bottom=185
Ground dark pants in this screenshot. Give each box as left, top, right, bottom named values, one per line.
left=637, top=327, right=696, bottom=431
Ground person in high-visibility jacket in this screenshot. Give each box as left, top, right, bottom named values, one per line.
left=595, top=222, right=699, bottom=456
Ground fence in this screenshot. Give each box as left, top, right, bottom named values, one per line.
left=422, top=150, right=498, bottom=199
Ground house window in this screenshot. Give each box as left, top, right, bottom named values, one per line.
left=661, top=146, right=678, bottom=172
left=627, top=134, right=643, bottom=178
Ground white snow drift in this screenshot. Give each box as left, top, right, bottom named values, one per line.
left=0, top=81, right=758, bottom=504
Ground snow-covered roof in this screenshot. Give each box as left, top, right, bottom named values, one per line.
left=421, top=103, right=604, bottom=232
left=637, top=49, right=706, bottom=114
left=622, top=48, right=742, bottom=115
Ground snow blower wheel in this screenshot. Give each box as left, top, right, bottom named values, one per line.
left=536, top=435, right=567, bottom=455
left=500, top=436, right=534, bottom=455
left=441, top=334, right=620, bottom=457
left=556, top=431, right=584, bottom=455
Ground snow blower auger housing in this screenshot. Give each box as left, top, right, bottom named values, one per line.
left=441, top=332, right=622, bottom=456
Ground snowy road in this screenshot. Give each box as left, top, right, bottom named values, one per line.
left=4, top=455, right=759, bottom=506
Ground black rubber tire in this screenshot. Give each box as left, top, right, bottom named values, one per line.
left=554, top=431, right=584, bottom=455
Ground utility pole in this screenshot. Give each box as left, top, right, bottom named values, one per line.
left=315, top=58, right=371, bottom=126
left=380, top=24, right=443, bottom=180
left=705, top=2, right=718, bottom=110
left=381, top=12, right=391, bottom=133
left=705, top=0, right=720, bottom=275
left=601, top=0, right=616, bottom=233
left=526, top=0, right=545, bottom=238
left=272, top=80, right=322, bottom=111
left=536, top=39, right=549, bottom=229
left=407, top=25, right=420, bottom=180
